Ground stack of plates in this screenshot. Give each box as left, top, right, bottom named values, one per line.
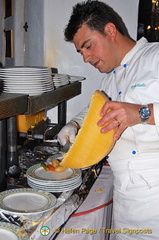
left=0, top=67, right=54, bottom=96
left=0, top=222, right=29, bottom=240
left=69, top=75, right=86, bottom=83
left=52, top=74, right=69, bottom=88
left=0, top=188, right=57, bottom=232
left=26, top=163, right=82, bottom=192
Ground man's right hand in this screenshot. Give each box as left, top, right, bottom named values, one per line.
left=57, top=121, right=78, bottom=146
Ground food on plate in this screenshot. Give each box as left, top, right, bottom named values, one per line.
left=41, top=162, right=49, bottom=171
left=52, top=159, right=60, bottom=168
left=60, top=90, right=117, bottom=169
left=54, top=165, right=66, bottom=173
left=47, top=164, right=55, bottom=171
left=41, top=159, right=66, bottom=172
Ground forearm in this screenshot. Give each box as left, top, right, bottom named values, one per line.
left=71, top=106, right=89, bottom=127
left=97, top=101, right=156, bottom=141
left=146, top=104, right=154, bottom=125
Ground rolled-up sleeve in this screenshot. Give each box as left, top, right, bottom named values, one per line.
left=153, top=102, right=159, bottom=134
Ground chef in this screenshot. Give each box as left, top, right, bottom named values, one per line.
left=58, top=1, right=159, bottom=239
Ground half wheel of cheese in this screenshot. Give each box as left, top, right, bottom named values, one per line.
left=60, top=90, right=116, bottom=169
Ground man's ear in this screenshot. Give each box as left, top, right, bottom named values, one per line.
left=104, top=22, right=117, bottom=39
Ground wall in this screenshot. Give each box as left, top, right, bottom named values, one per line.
left=0, top=0, right=139, bottom=123
left=14, top=0, right=25, bottom=66
left=0, top=0, right=25, bottom=66
left=24, top=0, right=44, bottom=66
left=44, top=0, right=139, bottom=123
left=0, top=0, right=4, bottom=64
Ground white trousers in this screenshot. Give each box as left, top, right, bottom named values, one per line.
left=109, top=155, right=159, bottom=240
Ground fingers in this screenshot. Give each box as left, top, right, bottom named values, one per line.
left=57, top=134, right=68, bottom=146
left=98, top=102, right=119, bottom=131
left=69, top=131, right=76, bottom=143
left=99, top=117, right=126, bottom=141
left=99, top=118, right=119, bottom=133
left=115, top=118, right=120, bottom=127
left=98, top=101, right=133, bottom=140
left=57, top=122, right=78, bottom=145
left=100, top=100, right=111, bottom=116
left=114, top=123, right=127, bottom=141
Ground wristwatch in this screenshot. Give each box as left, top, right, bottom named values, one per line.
left=139, top=105, right=151, bottom=124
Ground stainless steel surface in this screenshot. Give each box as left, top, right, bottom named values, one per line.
left=7, top=116, right=21, bottom=178
left=0, top=119, right=7, bottom=191
left=24, top=82, right=81, bottom=115
left=0, top=93, right=28, bottom=119
left=61, top=140, right=72, bottom=153
left=0, top=82, right=81, bottom=118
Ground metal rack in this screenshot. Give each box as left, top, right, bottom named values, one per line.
left=0, top=82, right=82, bottom=191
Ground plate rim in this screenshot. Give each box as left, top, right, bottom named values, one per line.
left=0, top=188, right=57, bottom=214
left=0, top=221, right=29, bottom=240
left=26, top=163, right=81, bottom=182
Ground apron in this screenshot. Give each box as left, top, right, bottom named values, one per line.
left=109, top=154, right=159, bottom=240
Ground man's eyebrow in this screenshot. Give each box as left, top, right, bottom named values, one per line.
left=76, top=39, right=91, bottom=52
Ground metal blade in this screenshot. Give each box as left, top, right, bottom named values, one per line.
left=61, top=140, right=72, bottom=153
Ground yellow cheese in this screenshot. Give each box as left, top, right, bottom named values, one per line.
left=16, top=110, right=46, bottom=133
left=60, top=90, right=116, bottom=169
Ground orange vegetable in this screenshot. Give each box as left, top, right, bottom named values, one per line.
left=60, top=90, right=117, bottom=169
left=47, top=164, right=55, bottom=171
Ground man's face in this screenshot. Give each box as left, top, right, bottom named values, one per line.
left=73, top=23, right=119, bottom=73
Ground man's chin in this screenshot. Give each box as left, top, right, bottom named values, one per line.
left=98, top=68, right=107, bottom=73
left=98, top=67, right=114, bottom=74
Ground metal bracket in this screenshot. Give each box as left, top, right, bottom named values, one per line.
left=23, top=22, right=29, bottom=32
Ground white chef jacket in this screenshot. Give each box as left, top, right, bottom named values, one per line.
left=72, top=37, right=159, bottom=239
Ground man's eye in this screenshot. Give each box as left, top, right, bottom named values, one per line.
left=86, top=44, right=91, bottom=49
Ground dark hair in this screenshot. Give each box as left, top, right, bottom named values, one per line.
left=64, top=0, right=130, bottom=42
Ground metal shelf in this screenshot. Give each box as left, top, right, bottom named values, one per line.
left=0, top=81, right=81, bottom=118
left=25, top=81, right=81, bottom=115
left=0, top=93, right=28, bottom=119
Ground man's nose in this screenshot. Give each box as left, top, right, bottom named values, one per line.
left=83, top=52, right=91, bottom=63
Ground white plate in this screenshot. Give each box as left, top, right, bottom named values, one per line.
left=27, top=173, right=81, bottom=186
left=27, top=178, right=82, bottom=192
left=0, top=73, right=51, bottom=77
left=4, top=81, right=52, bottom=86
left=0, top=66, right=51, bottom=72
left=3, top=88, right=54, bottom=96
left=3, top=90, right=44, bottom=95
left=4, top=85, right=53, bottom=90
left=0, top=188, right=56, bottom=214
left=35, top=167, right=73, bottom=180
left=0, top=222, right=29, bottom=240
left=26, top=163, right=81, bottom=182
left=3, top=78, right=52, bottom=83
left=69, top=75, right=86, bottom=82
left=4, top=82, right=53, bottom=87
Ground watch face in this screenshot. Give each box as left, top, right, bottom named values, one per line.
left=141, top=107, right=150, bottom=118
left=139, top=106, right=151, bottom=123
